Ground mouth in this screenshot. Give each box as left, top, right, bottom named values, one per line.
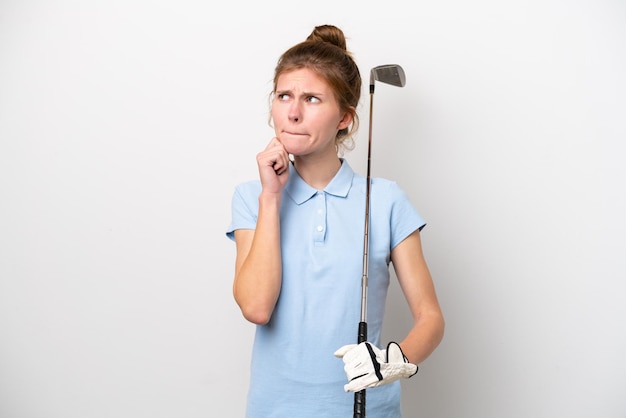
left=281, top=131, right=307, bottom=138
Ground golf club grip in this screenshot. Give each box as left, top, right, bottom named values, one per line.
left=354, top=390, right=365, bottom=417
left=354, top=321, right=367, bottom=417
left=357, top=321, right=367, bottom=344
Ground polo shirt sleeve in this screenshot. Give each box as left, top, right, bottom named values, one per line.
left=225, top=180, right=261, bottom=241
left=388, top=181, right=426, bottom=249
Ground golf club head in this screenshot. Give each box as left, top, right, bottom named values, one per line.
left=369, top=64, right=406, bottom=92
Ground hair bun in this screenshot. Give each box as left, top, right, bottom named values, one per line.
left=306, top=24, right=347, bottom=51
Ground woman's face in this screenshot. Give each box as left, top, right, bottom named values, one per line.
left=271, top=68, right=352, bottom=159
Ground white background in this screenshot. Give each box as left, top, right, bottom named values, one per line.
left=1, top=0, right=625, bottom=417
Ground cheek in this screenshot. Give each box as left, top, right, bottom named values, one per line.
left=270, top=105, right=282, bottom=124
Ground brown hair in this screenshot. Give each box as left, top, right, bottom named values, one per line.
left=272, top=25, right=362, bottom=153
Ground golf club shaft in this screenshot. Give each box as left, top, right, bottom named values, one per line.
left=354, top=88, right=375, bottom=418
left=360, top=88, right=374, bottom=327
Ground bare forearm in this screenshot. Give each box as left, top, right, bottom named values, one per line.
left=399, top=311, right=445, bottom=365
left=233, top=192, right=283, bottom=324
left=390, top=231, right=445, bottom=365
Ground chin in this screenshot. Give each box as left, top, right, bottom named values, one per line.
left=282, top=143, right=303, bottom=156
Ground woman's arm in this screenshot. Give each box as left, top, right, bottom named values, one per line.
left=232, top=192, right=282, bottom=325
left=232, top=138, right=290, bottom=325
left=391, top=230, right=445, bottom=364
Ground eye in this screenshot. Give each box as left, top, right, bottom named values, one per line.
left=275, top=93, right=291, bottom=101
left=306, top=96, right=321, bottom=103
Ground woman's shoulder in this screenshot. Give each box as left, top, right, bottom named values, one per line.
left=233, top=179, right=262, bottom=194
left=230, top=180, right=262, bottom=207
left=348, top=168, right=407, bottom=200
left=371, top=176, right=406, bottom=195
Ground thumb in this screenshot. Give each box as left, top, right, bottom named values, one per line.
left=343, top=378, right=367, bottom=393
left=386, top=342, right=407, bottom=363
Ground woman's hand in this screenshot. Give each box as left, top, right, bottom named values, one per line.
left=257, top=137, right=290, bottom=194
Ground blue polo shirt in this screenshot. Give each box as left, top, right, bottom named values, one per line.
left=227, top=159, right=425, bottom=418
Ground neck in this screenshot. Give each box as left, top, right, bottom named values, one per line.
left=293, top=155, right=342, bottom=190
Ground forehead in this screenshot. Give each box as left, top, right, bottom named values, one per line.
left=276, top=68, right=330, bottom=91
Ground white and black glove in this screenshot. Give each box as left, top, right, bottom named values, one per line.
left=334, top=341, right=418, bottom=392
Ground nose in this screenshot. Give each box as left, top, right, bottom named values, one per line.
left=288, top=101, right=301, bottom=123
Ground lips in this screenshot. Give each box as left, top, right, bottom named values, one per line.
left=282, top=131, right=307, bottom=138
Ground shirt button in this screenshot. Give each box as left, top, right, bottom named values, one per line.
left=317, top=209, right=323, bottom=215
left=316, top=225, right=324, bottom=232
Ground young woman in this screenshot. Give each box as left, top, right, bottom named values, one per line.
left=226, top=24, right=444, bottom=417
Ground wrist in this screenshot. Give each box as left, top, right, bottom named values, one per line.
left=258, top=190, right=282, bottom=214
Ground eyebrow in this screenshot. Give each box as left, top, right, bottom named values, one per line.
left=275, top=89, right=326, bottom=97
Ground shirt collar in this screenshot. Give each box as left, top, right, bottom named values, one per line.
left=285, top=159, right=355, bottom=205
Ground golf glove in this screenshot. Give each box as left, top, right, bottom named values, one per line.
left=334, top=341, right=418, bottom=392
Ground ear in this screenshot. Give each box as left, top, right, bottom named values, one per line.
left=337, top=109, right=354, bottom=130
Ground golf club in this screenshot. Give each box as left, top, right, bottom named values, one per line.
left=354, top=64, right=406, bottom=418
